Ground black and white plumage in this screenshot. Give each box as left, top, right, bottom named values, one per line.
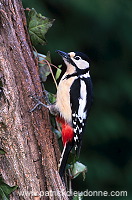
left=52, top=50, right=93, bottom=178
left=70, top=73, right=93, bottom=155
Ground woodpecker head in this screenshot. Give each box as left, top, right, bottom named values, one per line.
left=56, top=50, right=90, bottom=73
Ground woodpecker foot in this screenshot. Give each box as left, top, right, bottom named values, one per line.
left=29, top=95, right=49, bottom=112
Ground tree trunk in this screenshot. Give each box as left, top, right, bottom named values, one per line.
left=0, top=0, right=68, bottom=199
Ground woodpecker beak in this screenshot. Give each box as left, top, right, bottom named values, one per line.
left=56, top=50, right=70, bottom=62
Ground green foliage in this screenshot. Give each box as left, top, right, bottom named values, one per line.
left=34, top=51, right=51, bottom=82
left=0, top=149, right=6, bottom=155
left=70, top=161, right=87, bottom=180
left=55, top=65, right=62, bottom=80
left=46, top=91, right=56, bottom=104
left=0, top=176, right=17, bottom=200
left=27, top=8, right=54, bottom=45
left=52, top=128, right=61, bottom=139
left=73, top=193, right=83, bottom=200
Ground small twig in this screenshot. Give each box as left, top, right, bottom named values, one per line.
left=47, top=61, right=58, bottom=89
left=68, top=169, right=72, bottom=194
left=38, top=58, right=58, bottom=89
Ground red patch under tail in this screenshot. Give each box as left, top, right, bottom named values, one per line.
left=56, top=116, right=74, bottom=145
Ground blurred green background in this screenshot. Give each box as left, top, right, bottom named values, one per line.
left=23, top=0, right=132, bottom=199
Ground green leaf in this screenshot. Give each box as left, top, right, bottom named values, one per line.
left=45, top=51, right=51, bottom=63
left=0, top=189, right=8, bottom=200
left=34, top=51, right=51, bottom=82
left=73, top=193, right=83, bottom=200
left=46, top=91, right=56, bottom=104
left=52, top=129, right=61, bottom=139
left=33, top=51, right=46, bottom=59
left=55, top=65, right=62, bottom=80
left=0, top=177, right=17, bottom=200
left=0, top=149, right=6, bottom=155
left=27, top=8, right=55, bottom=46
left=70, top=161, right=87, bottom=179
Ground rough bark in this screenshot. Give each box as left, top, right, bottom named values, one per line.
left=0, top=0, right=69, bottom=199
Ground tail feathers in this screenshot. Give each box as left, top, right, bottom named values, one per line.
left=59, top=143, right=72, bottom=179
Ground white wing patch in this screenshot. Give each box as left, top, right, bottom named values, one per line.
left=72, top=79, right=88, bottom=151
left=78, top=80, right=87, bottom=119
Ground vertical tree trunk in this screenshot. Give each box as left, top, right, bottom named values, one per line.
left=0, top=0, right=68, bottom=199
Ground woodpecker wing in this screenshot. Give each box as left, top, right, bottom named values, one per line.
left=70, top=75, right=93, bottom=155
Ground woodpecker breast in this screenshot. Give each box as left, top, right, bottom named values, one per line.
left=56, top=74, right=77, bottom=123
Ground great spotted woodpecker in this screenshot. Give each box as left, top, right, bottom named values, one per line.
left=33, top=50, right=93, bottom=179
left=47, top=50, right=93, bottom=179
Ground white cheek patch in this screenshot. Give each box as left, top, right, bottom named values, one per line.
left=73, top=59, right=89, bottom=70
left=78, top=60, right=89, bottom=69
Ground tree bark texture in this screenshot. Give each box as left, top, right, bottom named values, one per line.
left=0, top=0, right=68, bottom=199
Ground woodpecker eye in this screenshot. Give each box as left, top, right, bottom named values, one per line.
left=74, top=56, right=81, bottom=60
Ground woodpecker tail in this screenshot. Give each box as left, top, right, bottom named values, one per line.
left=56, top=117, right=74, bottom=179
left=59, top=142, right=72, bottom=179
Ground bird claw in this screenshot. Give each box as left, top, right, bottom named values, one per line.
left=29, top=95, right=49, bottom=112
